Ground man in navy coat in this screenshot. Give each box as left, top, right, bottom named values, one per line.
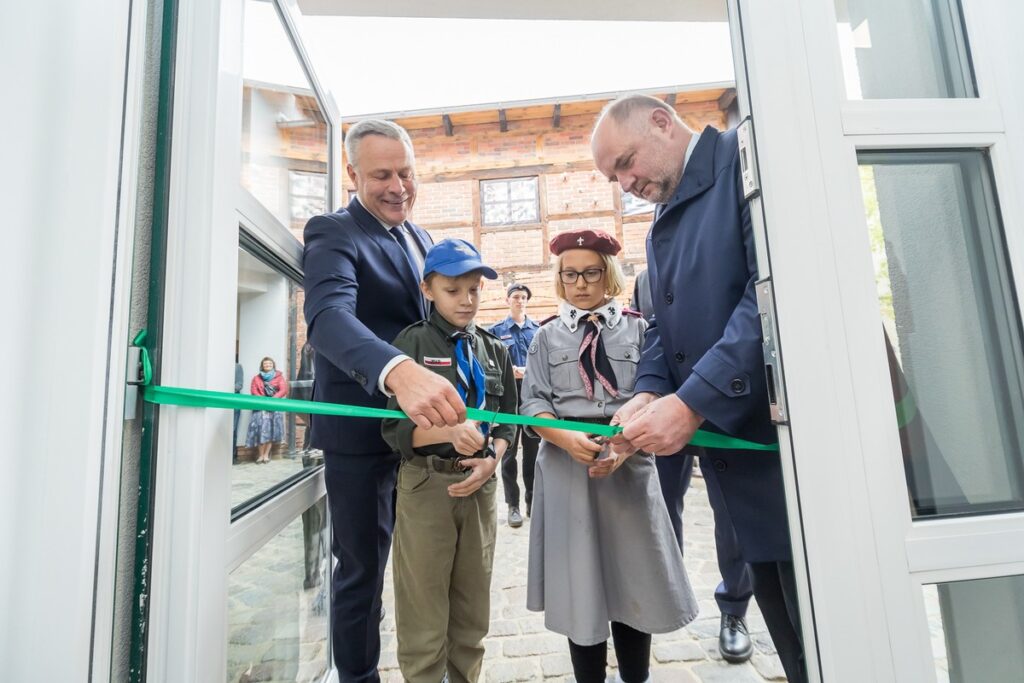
left=632, top=268, right=755, bottom=664
left=303, top=119, right=466, bottom=682
left=593, top=95, right=806, bottom=683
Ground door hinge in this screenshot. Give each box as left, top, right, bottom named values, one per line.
left=125, top=345, right=144, bottom=420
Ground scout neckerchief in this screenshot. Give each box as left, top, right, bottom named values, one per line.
left=558, top=299, right=622, bottom=400
left=450, top=330, right=490, bottom=437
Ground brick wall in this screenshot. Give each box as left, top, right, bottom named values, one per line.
left=339, top=96, right=731, bottom=325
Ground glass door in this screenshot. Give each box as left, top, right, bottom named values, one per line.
left=733, top=0, right=1024, bottom=680
left=136, top=0, right=339, bottom=680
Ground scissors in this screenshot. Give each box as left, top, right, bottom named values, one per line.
left=456, top=418, right=498, bottom=467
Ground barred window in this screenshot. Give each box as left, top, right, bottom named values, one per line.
left=481, top=177, right=539, bottom=226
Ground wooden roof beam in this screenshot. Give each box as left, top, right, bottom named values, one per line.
left=442, top=114, right=454, bottom=136
left=498, top=108, right=508, bottom=133
left=552, top=103, right=561, bottom=128
left=717, top=88, right=737, bottom=112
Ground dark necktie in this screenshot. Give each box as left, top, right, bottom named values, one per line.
left=578, top=313, right=619, bottom=400
left=390, top=225, right=420, bottom=280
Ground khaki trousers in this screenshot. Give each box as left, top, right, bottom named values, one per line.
left=393, top=457, right=498, bottom=683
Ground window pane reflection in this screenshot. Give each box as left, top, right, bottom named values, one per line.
left=242, top=0, right=328, bottom=240
left=858, top=150, right=1024, bottom=517
left=924, top=575, right=1024, bottom=682
left=234, top=246, right=320, bottom=511
left=227, top=501, right=330, bottom=682
left=835, top=0, right=975, bottom=99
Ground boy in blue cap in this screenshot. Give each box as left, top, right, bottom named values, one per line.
left=382, top=238, right=518, bottom=683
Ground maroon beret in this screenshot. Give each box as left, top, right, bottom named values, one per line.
left=549, top=229, right=622, bottom=256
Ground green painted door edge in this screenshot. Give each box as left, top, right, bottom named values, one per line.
left=128, top=0, right=177, bottom=679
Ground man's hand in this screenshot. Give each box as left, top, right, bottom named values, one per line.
left=448, top=457, right=498, bottom=497
left=450, top=421, right=485, bottom=456
left=386, top=359, right=466, bottom=429
left=609, top=392, right=658, bottom=457
left=513, top=366, right=525, bottom=380
left=620, top=394, right=704, bottom=456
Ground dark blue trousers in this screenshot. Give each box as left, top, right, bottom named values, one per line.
left=324, top=450, right=400, bottom=683
left=656, top=448, right=753, bottom=618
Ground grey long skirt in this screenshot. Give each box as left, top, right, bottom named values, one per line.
left=526, top=440, right=699, bottom=646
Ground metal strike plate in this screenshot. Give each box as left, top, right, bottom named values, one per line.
left=756, top=276, right=788, bottom=425
left=737, top=117, right=760, bottom=200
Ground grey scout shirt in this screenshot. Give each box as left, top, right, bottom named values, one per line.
left=520, top=300, right=647, bottom=422
left=381, top=309, right=518, bottom=460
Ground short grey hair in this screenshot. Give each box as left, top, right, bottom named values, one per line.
left=593, top=93, right=681, bottom=140
left=344, top=119, right=415, bottom=169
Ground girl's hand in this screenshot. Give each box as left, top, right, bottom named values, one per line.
left=451, top=421, right=486, bottom=456
left=448, top=457, right=498, bottom=497
left=562, top=432, right=605, bottom=467
left=589, top=448, right=632, bottom=479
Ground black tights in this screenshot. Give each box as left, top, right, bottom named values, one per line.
left=567, top=622, right=651, bottom=683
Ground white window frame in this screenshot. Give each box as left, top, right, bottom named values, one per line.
left=144, top=0, right=339, bottom=680
left=480, top=176, right=541, bottom=227
left=735, top=0, right=1024, bottom=680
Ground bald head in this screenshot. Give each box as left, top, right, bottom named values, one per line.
left=593, top=94, right=682, bottom=140
left=591, top=94, right=692, bottom=205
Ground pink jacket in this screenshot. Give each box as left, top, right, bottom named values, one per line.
left=250, top=371, right=289, bottom=398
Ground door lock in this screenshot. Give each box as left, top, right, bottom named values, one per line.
left=756, top=276, right=788, bottom=425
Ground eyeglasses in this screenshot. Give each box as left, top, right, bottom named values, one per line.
left=558, top=268, right=606, bottom=284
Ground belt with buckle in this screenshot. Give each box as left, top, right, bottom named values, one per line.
left=407, top=454, right=467, bottom=474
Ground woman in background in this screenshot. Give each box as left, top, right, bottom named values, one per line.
left=247, top=356, right=289, bottom=463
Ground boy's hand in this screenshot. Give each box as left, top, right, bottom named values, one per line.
left=451, top=421, right=486, bottom=456
left=563, top=432, right=605, bottom=467
left=448, top=457, right=498, bottom=497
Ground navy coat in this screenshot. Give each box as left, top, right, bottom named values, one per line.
left=302, top=197, right=432, bottom=454
left=635, top=126, right=790, bottom=562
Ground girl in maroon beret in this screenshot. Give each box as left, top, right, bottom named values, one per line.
left=519, top=229, right=697, bottom=683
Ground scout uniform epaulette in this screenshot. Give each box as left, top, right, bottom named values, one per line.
left=539, top=314, right=559, bottom=326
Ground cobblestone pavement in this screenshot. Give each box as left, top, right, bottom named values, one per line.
left=378, top=469, right=787, bottom=683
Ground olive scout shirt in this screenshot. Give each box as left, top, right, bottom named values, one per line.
left=382, top=310, right=518, bottom=460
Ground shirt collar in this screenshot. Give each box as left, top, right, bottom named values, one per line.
left=683, top=129, right=701, bottom=171
left=354, top=195, right=405, bottom=231
left=505, top=315, right=535, bottom=330
left=430, top=308, right=476, bottom=338
left=558, top=299, right=622, bottom=333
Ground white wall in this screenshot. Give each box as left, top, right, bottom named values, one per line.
left=0, top=1, right=134, bottom=679
left=236, top=263, right=290, bottom=445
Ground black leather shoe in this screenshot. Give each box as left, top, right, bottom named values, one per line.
left=508, top=506, right=524, bottom=528
left=719, top=613, right=753, bottom=663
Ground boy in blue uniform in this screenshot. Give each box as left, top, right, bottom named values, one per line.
left=488, top=282, right=540, bottom=526
left=382, top=239, right=517, bottom=683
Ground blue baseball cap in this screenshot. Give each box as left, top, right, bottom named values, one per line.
left=423, top=239, right=498, bottom=279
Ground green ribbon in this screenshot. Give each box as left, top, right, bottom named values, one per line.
left=132, top=332, right=778, bottom=451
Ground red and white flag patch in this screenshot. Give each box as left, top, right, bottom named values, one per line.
left=423, top=357, right=452, bottom=367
